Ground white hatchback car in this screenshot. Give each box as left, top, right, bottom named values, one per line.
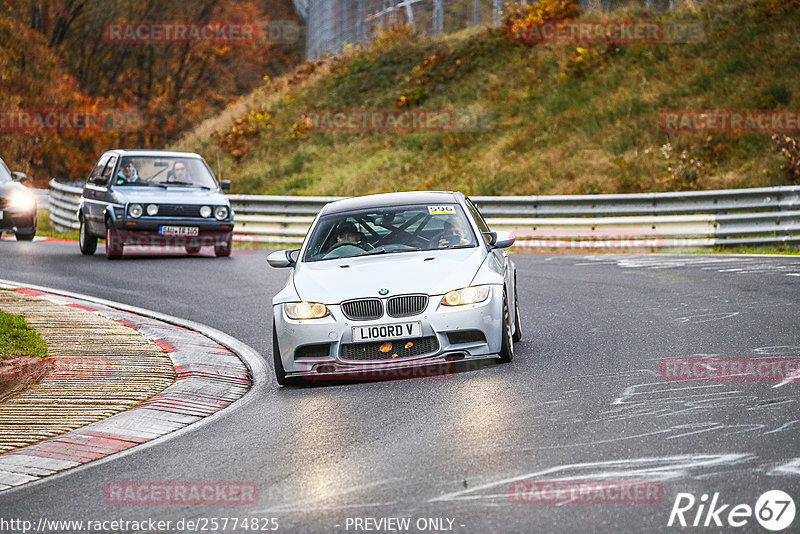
left=268, top=191, right=522, bottom=385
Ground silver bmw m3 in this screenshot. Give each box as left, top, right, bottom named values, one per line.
left=267, top=191, right=522, bottom=385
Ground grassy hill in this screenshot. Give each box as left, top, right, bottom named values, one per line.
left=173, top=0, right=800, bottom=196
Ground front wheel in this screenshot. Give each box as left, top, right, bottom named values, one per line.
left=214, top=234, right=232, bottom=257
left=15, top=231, right=35, bottom=241
left=79, top=218, right=97, bottom=255
left=497, top=291, right=514, bottom=363
left=15, top=214, right=36, bottom=241
left=105, top=226, right=124, bottom=259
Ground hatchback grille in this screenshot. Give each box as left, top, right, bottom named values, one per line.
left=386, top=295, right=428, bottom=318
left=340, top=336, right=439, bottom=361
left=341, top=299, right=383, bottom=321
left=148, top=205, right=205, bottom=218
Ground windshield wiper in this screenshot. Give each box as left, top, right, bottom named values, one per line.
left=164, top=180, right=196, bottom=186
left=360, top=246, right=421, bottom=257
left=443, top=244, right=475, bottom=249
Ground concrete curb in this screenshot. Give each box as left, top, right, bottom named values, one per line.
left=0, top=279, right=269, bottom=493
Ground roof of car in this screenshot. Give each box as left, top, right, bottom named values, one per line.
left=320, top=191, right=462, bottom=215
left=104, top=149, right=205, bottom=159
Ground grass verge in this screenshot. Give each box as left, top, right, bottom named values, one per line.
left=35, top=209, right=79, bottom=241
left=0, top=310, right=47, bottom=358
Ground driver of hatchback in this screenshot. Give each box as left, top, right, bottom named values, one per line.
left=116, top=160, right=139, bottom=185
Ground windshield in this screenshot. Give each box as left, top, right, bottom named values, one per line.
left=303, top=203, right=478, bottom=262
left=113, top=156, right=218, bottom=189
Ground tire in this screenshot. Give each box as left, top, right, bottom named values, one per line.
left=273, top=320, right=300, bottom=386
left=512, top=278, right=523, bottom=342
left=15, top=231, right=35, bottom=241
left=15, top=214, right=36, bottom=241
left=185, top=243, right=201, bottom=254
left=497, top=290, right=514, bottom=363
left=214, top=234, right=232, bottom=257
left=105, top=226, right=124, bottom=259
left=79, top=217, right=97, bottom=255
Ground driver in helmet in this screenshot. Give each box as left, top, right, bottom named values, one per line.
left=336, top=222, right=361, bottom=244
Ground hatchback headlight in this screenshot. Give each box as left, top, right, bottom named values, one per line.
left=214, top=206, right=229, bottom=220
left=200, top=205, right=212, bottom=218
left=8, top=190, right=36, bottom=210
left=441, top=286, right=491, bottom=306
left=285, top=302, right=329, bottom=319
left=128, top=203, right=143, bottom=218
left=146, top=204, right=159, bottom=216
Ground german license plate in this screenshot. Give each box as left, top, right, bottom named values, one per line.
left=353, top=321, right=421, bottom=342
left=159, top=226, right=199, bottom=236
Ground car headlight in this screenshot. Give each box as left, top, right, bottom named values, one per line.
left=285, top=302, right=329, bottom=319
left=8, top=190, right=36, bottom=210
left=200, top=205, right=212, bottom=218
left=441, top=286, right=491, bottom=306
left=146, top=204, right=158, bottom=216
left=128, top=203, right=143, bottom=218
left=214, top=206, right=229, bottom=220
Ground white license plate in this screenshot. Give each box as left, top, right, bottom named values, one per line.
left=353, top=321, right=422, bottom=342
left=159, top=226, right=199, bottom=236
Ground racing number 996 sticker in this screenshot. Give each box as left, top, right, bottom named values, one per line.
left=428, top=205, right=456, bottom=215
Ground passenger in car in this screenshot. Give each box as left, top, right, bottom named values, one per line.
left=438, top=220, right=468, bottom=248
left=171, top=162, right=191, bottom=183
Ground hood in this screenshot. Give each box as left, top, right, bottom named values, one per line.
left=113, top=186, right=228, bottom=205
left=292, top=247, right=486, bottom=303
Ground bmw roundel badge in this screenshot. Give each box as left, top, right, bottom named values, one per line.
left=378, top=289, right=389, bottom=295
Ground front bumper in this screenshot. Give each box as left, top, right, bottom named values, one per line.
left=111, top=216, right=233, bottom=233
left=108, top=229, right=233, bottom=248
left=0, top=207, right=36, bottom=233
left=273, top=286, right=504, bottom=381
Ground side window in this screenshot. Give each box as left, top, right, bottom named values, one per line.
left=465, top=198, right=491, bottom=243
left=101, top=156, right=118, bottom=181
left=88, top=155, right=109, bottom=184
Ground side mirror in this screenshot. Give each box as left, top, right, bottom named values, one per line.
left=94, top=176, right=109, bottom=186
left=267, top=248, right=299, bottom=268
left=488, top=231, right=515, bottom=249
left=12, top=171, right=27, bottom=182
left=220, top=180, right=231, bottom=191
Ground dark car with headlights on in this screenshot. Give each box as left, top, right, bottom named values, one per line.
left=0, top=157, right=37, bottom=241
left=78, top=149, right=234, bottom=259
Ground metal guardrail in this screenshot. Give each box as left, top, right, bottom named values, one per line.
left=48, top=180, right=800, bottom=250
left=48, top=180, right=82, bottom=232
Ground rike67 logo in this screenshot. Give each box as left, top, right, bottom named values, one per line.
left=668, top=490, right=795, bottom=531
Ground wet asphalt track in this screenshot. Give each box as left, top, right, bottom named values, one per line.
left=0, top=238, right=799, bottom=533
